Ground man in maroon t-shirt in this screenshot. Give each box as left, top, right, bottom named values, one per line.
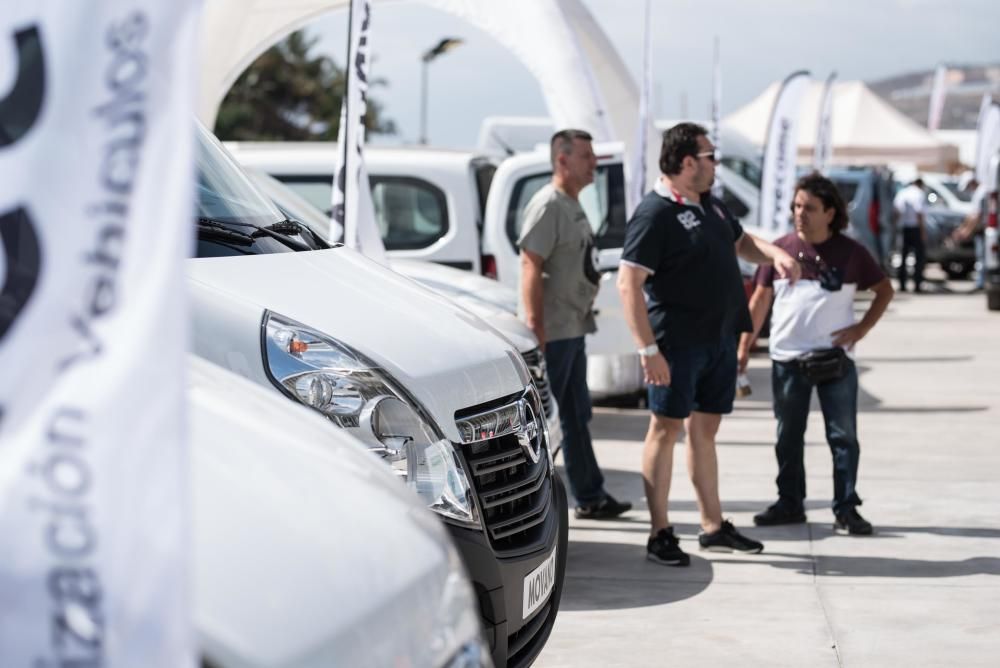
left=738, top=173, right=894, bottom=535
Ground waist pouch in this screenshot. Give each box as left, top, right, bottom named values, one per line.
left=795, top=348, right=848, bottom=384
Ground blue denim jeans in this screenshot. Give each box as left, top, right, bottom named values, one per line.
left=545, top=336, right=605, bottom=505
left=772, top=358, right=862, bottom=515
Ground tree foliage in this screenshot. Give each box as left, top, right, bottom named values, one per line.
left=215, top=30, right=396, bottom=141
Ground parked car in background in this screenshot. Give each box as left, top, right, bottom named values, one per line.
left=191, top=124, right=567, bottom=667
left=889, top=172, right=976, bottom=279
left=190, top=356, right=490, bottom=668
left=826, top=166, right=896, bottom=268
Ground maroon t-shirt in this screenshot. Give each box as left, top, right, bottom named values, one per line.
left=755, top=233, right=885, bottom=290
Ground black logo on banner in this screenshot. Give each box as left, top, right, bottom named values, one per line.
left=0, top=24, right=45, bottom=346
left=0, top=207, right=42, bottom=341
left=0, top=26, right=45, bottom=147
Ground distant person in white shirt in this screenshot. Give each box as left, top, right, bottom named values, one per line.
left=893, top=178, right=927, bottom=292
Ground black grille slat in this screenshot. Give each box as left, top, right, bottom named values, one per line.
left=479, top=464, right=547, bottom=509
left=472, top=454, right=527, bottom=476
left=488, top=483, right=551, bottom=535
left=521, top=348, right=554, bottom=420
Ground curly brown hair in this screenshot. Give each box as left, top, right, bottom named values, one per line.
left=793, top=172, right=849, bottom=233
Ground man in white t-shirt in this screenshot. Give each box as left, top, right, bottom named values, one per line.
left=739, top=173, right=894, bottom=535
left=893, top=177, right=928, bottom=292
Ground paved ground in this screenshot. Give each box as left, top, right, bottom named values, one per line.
left=538, top=281, right=1000, bottom=667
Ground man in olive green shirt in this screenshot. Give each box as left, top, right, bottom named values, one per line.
left=518, top=129, right=631, bottom=519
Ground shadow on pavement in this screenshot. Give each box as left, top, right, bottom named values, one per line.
left=560, top=540, right=713, bottom=611
left=714, top=553, right=1000, bottom=578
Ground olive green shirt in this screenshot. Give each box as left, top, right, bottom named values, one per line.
left=517, top=184, right=600, bottom=342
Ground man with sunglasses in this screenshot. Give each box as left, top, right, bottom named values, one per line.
left=738, top=173, right=894, bottom=536
left=618, top=122, right=800, bottom=566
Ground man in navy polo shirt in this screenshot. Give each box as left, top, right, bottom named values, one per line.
left=618, top=122, right=800, bottom=566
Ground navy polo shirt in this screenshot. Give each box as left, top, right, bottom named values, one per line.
left=620, top=180, right=752, bottom=348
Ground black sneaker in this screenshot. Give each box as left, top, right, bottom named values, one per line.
left=834, top=508, right=874, bottom=535
left=698, top=520, right=764, bottom=553
left=753, top=502, right=807, bottom=526
left=574, top=493, right=632, bottom=520
left=646, top=527, right=690, bottom=567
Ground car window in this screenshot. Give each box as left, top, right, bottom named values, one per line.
left=942, top=182, right=973, bottom=202
left=721, top=156, right=762, bottom=188
left=833, top=181, right=859, bottom=204
left=195, top=128, right=297, bottom=257
left=721, top=187, right=751, bottom=220
left=506, top=163, right=626, bottom=250
left=275, top=177, right=334, bottom=215
left=273, top=174, right=448, bottom=251
left=371, top=177, right=449, bottom=250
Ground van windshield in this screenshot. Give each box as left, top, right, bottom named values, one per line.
left=195, top=126, right=306, bottom=257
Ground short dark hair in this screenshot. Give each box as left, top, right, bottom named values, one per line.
left=659, top=122, right=708, bottom=176
left=794, top=172, right=849, bottom=233
left=550, top=129, right=593, bottom=167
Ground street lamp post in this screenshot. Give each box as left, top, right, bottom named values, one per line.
left=419, top=37, right=463, bottom=145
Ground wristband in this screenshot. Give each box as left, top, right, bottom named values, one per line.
left=637, top=343, right=659, bottom=357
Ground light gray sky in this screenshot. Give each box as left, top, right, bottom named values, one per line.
left=313, top=0, right=1000, bottom=148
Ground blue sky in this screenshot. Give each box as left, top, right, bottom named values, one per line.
left=313, top=0, right=1000, bottom=148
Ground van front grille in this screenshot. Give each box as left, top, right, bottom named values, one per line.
left=456, top=388, right=551, bottom=554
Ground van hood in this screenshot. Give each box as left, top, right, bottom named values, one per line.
left=390, top=259, right=536, bottom=354
left=391, top=258, right=518, bottom=314
left=189, top=357, right=467, bottom=667
left=187, top=246, right=528, bottom=442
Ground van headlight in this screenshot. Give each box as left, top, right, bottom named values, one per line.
left=262, top=311, right=478, bottom=526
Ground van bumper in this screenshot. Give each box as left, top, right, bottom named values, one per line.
left=447, top=475, right=568, bottom=668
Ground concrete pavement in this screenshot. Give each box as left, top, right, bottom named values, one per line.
left=538, top=285, right=1000, bottom=667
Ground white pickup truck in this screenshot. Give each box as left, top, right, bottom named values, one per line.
left=228, top=142, right=762, bottom=398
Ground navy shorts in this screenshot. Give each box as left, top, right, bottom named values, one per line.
left=647, top=338, right=738, bottom=419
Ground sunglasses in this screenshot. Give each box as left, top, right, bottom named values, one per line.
left=695, top=150, right=719, bottom=163
left=797, top=252, right=843, bottom=292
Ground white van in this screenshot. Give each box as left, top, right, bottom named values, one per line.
left=190, top=357, right=489, bottom=667
left=191, top=125, right=567, bottom=667
left=245, top=167, right=560, bottom=447
left=228, top=141, right=763, bottom=398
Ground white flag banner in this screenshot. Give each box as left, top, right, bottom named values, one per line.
left=813, top=72, right=837, bottom=173
left=927, top=64, right=947, bottom=131
left=0, top=2, right=199, bottom=666
left=627, top=0, right=653, bottom=215
left=974, top=96, right=999, bottom=187
left=710, top=36, right=723, bottom=199
left=759, top=70, right=810, bottom=235
left=331, top=0, right=387, bottom=265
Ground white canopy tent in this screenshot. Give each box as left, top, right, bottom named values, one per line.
left=724, top=80, right=960, bottom=170
left=198, top=0, right=660, bottom=185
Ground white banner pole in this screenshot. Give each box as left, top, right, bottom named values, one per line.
left=813, top=71, right=837, bottom=173
left=758, top=70, right=811, bottom=235
left=627, top=0, right=653, bottom=215
left=330, top=0, right=387, bottom=264
left=710, top=36, right=723, bottom=199
left=927, top=64, right=947, bottom=131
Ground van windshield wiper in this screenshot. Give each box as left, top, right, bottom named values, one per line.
left=263, top=218, right=333, bottom=250
left=196, top=218, right=254, bottom=245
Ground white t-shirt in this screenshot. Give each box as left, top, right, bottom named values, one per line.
left=893, top=184, right=927, bottom=228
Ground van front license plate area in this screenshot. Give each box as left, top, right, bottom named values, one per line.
left=522, top=546, right=556, bottom=620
